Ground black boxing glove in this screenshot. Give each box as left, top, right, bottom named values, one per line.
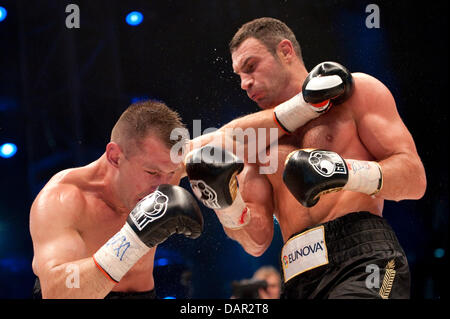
left=185, top=145, right=251, bottom=229
left=283, top=149, right=383, bottom=207
left=93, top=184, right=203, bottom=283
left=302, top=61, right=354, bottom=106
left=273, top=61, right=354, bottom=134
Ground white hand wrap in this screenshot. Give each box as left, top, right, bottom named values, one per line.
left=344, top=159, right=383, bottom=196
left=93, top=223, right=150, bottom=283
left=215, top=191, right=251, bottom=229
left=273, top=92, right=330, bottom=133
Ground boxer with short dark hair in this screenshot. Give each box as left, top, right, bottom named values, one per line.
left=30, top=100, right=203, bottom=299
left=188, top=17, right=426, bottom=299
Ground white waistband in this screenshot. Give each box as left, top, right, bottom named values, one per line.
left=281, top=226, right=329, bottom=283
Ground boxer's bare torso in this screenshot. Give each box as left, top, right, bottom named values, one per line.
left=225, top=35, right=425, bottom=257
left=237, top=74, right=384, bottom=242
left=31, top=157, right=158, bottom=295
left=31, top=103, right=190, bottom=298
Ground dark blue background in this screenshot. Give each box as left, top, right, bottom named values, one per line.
left=0, top=0, right=447, bottom=299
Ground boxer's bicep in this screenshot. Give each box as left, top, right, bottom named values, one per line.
left=245, top=177, right=275, bottom=225
left=351, top=74, right=426, bottom=199
left=352, top=74, right=417, bottom=159
left=228, top=166, right=275, bottom=256
left=30, top=186, right=88, bottom=280
left=241, top=165, right=275, bottom=224
left=32, top=227, right=87, bottom=277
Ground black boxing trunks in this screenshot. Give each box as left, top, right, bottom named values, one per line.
left=280, top=211, right=410, bottom=299
left=32, top=277, right=157, bottom=299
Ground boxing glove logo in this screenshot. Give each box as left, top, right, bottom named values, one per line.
left=308, top=150, right=347, bottom=177
left=130, top=191, right=169, bottom=230
left=190, top=180, right=221, bottom=209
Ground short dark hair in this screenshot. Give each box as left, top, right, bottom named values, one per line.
left=111, top=100, right=185, bottom=156
left=229, top=17, right=303, bottom=63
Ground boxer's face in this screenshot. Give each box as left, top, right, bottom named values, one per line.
left=232, top=37, right=291, bottom=109
left=116, top=135, right=180, bottom=211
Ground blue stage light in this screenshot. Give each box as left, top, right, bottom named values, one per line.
left=155, top=258, right=169, bottom=267
left=434, top=248, right=445, bottom=259
left=0, top=6, right=7, bottom=22
left=126, top=11, right=143, bottom=26
left=131, top=95, right=150, bottom=104
left=0, top=143, right=17, bottom=158
left=163, top=296, right=176, bottom=299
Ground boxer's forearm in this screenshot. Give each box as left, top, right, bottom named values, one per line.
left=189, top=109, right=283, bottom=162
left=221, top=215, right=274, bottom=257
left=40, top=257, right=115, bottom=299
left=220, top=109, right=285, bottom=142
left=377, top=153, right=426, bottom=201
left=221, top=112, right=284, bottom=164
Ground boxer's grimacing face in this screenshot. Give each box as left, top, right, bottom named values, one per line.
left=232, top=37, right=291, bottom=109
left=114, top=135, right=180, bottom=211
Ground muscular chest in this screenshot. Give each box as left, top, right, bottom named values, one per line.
left=77, top=197, right=127, bottom=254
left=268, top=106, right=358, bottom=199
left=275, top=107, right=355, bottom=173
left=289, top=106, right=356, bottom=151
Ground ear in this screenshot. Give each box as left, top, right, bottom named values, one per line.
left=276, top=39, right=295, bottom=63
left=106, top=142, right=122, bottom=168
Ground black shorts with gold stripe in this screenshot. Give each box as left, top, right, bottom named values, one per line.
left=280, top=211, right=410, bottom=299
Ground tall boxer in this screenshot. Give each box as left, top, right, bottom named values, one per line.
left=30, top=101, right=203, bottom=299
left=189, top=17, right=426, bottom=299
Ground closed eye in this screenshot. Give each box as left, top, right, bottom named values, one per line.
left=239, top=56, right=258, bottom=74
left=243, top=62, right=256, bottom=74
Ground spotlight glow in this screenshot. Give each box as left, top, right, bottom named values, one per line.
left=0, top=6, right=7, bottom=22
left=0, top=143, right=17, bottom=158
left=434, top=248, right=445, bottom=259
left=126, top=11, right=143, bottom=26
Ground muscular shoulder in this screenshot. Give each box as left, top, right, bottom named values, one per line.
left=352, top=72, right=390, bottom=93
left=348, top=73, right=396, bottom=113
left=30, top=176, right=87, bottom=230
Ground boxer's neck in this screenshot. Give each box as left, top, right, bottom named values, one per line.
left=270, top=63, right=308, bottom=108
left=88, top=154, right=129, bottom=215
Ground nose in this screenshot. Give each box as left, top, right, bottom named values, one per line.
left=240, top=74, right=253, bottom=91
left=155, top=172, right=174, bottom=186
